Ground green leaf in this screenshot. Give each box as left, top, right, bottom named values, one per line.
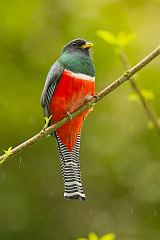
left=97, top=30, right=117, bottom=45
left=116, top=32, right=136, bottom=47
left=128, top=89, right=154, bottom=103
left=128, top=93, right=139, bottom=102
left=88, top=232, right=99, bottom=240
left=44, top=115, right=52, bottom=128
left=3, top=146, right=12, bottom=158
left=97, top=30, right=136, bottom=48
left=100, top=233, right=116, bottom=240
left=77, top=238, right=88, bottom=240
left=141, top=89, right=155, bottom=101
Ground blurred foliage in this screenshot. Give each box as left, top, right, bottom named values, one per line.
left=147, top=121, right=154, bottom=130
left=97, top=29, right=157, bottom=132
left=0, top=0, right=160, bottom=240
left=78, top=232, right=116, bottom=240
left=128, top=89, right=155, bottom=102
left=97, top=30, right=136, bottom=48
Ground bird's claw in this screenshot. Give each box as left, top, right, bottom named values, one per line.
left=93, top=94, right=100, bottom=101
left=85, top=94, right=100, bottom=103
left=85, top=94, right=93, bottom=103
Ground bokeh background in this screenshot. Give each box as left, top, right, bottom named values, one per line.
left=0, top=0, right=160, bottom=239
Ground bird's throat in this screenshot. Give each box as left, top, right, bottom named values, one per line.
left=59, top=52, right=95, bottom=77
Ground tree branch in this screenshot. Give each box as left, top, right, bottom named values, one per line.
left=0, top=45, right=159, bottom=164
left=118, top=49, right=160, bottom=133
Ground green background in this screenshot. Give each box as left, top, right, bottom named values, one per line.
left=0, top=0, right=160, bottom=239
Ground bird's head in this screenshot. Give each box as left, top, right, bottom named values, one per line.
left=62, top=38, right=93, bottom=55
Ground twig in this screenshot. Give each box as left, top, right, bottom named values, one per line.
left=119, top=49, right=160, bottom=133
left=0, top=45, right=159, bottom=164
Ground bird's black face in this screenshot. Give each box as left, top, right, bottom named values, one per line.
left=62, top=38, right=93, bottom=55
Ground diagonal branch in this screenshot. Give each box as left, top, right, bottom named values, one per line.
left=119, top=49, right=160, bottom=133
left=0, top=45, right=159, bottom=164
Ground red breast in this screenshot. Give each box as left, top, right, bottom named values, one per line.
left=49, top=69, right=95, bottom=151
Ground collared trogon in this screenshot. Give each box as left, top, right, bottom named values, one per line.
left=40, top=38, right=95, bottom=200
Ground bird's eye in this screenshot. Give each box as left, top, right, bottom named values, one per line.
left=72, top=42, right=76, bottom=46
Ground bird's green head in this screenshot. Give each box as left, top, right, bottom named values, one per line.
left=59, top=38, right=95, bottom=76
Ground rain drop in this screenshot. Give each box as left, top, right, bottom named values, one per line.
left=5, top=100, right=8, bottom=109
left=19, top=156, right=22, bottom=168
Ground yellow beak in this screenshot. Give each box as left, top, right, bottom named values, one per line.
left=81, top=42, right=93, bottom=49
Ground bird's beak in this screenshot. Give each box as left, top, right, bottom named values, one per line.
left=81, top=42, right=93, bottom=49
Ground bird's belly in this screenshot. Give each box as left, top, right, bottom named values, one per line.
left=49, top=69, right=95, bottom=151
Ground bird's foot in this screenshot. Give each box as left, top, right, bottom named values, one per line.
left=85, top=94, right=100, bottom=104
left=93, top=93, right=100, bottom=101
left=67, top=111, right=72, bottom=120
left=85, top=94, right=93, bottom=103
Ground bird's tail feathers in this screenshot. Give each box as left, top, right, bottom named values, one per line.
left=55, top=133, right=85, bottom=201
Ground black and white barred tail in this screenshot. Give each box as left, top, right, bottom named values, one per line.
left=54, top=133, right=85, bottom=201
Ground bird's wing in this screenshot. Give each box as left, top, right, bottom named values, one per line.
left=40, top=62, right=64, bottom=117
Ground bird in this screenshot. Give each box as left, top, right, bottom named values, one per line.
left=40, top=38, right=95, bottom=200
